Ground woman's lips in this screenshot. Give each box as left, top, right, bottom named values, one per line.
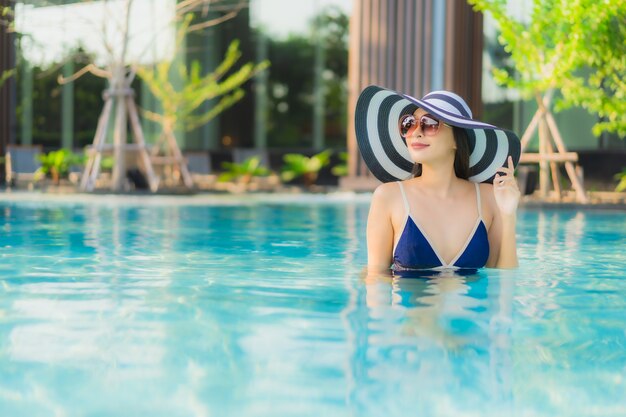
left=410, top=142, right=429, bottom=150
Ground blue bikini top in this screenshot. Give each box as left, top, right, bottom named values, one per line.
left=393, top=182, right=490, bottom=272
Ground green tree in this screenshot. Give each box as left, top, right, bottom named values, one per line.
left=46, top=0, right=253, bottom=192
left=137, top=15, right=269, bottom=138
left=468, top=0, right=626, bottom=137
left=557, top=2, right=626, bottom=137
left=469, top=0, right=626, bottom=202
left=136, top=14, right=268, bottom=188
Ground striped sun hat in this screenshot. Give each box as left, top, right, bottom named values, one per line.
left=354, top=85, right=521, bottom=183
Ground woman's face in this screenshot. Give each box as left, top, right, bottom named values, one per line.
left=404, top=108, right=456, bottom=164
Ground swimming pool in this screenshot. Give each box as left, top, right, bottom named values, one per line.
left=1, top=193, right=625, bottom=417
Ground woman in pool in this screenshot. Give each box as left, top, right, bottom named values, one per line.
left=354, top=86, right=521, bottom=273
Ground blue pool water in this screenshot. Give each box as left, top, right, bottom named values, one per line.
left=1, top=193, right=625, bottom=417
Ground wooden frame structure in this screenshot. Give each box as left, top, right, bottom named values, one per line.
left=80, top=70, right=193, bottom=192
left=148, top=123, right=193, bottom=190
left=518, top=90, right=588, bottom=203
left=80, top=87, right=160, bottom=192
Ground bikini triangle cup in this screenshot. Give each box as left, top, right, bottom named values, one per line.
left=392, top=182, right=490, bottom=271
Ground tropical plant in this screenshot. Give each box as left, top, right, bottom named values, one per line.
left=136, top=14, right=269, bottom=141
left=135, top=14, right=268, bottom=189
left=218, top=156, right=270, bottom=184
left=615, top=169, right=626, bottom=192
left=331, top=151, right=348, bottom=177
left=281, top=150, right=331, bottom=186
left=35, top=149, right=85, bottom=183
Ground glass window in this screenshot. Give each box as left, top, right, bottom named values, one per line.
left=249, top=0, right=351, bottom=150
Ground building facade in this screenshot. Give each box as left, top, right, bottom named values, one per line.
left=0, top=0, right=16, bottom=166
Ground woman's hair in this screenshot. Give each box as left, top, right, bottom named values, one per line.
left=411, top=127, right=470, bottom=179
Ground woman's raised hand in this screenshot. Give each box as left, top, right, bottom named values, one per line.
left=493, top=156, right=520, bottom=215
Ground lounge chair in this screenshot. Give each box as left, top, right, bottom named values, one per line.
left=5, top=144, right=42, bottom=189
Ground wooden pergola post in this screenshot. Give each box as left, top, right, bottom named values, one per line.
left=80, top=83, right=160, bottom=193
left=518, top=90, right=588, bottom=203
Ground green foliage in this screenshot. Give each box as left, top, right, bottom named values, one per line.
left=35, top=149, right=85, bottom=182
left=137, top=14, right=269, bottom=133
left=615, top=168, right=626, bottom=192
left=557, top=2, right=626, bottom=137
left=218, top=156, right=270, bottom=183
left=0, top=69, right=14, bottom=89
left=331, top=151, right=348, bottom=177
left=1, top=5, right=13, bottom=26
left=468, top=0, right=626, bottom=137
left=100, top=156, right=114, bottom=171
left=280, top=150, right=331, bottom=184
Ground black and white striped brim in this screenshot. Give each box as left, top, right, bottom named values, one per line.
left=354, top=85, right=521, bottom=184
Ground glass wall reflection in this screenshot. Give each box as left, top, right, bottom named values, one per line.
left=11, top=0, right=351, bottom=156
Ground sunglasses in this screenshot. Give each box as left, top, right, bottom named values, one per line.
left=398, top=114, right=450, bottom=138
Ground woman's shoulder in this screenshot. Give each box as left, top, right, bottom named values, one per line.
left=373, top=181, right=401, bottom=196
left=371, top=181, right=406, bottom=206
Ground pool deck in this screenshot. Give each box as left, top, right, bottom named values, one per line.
left=1, top=187, right=626, bottom=210
left=0, top=188, right=373, bottom=206
left=520, top=190, right=626, bottom=210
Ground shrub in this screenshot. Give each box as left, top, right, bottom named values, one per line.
left=280, top=150, right=331, bottom=186
left=218, top=156, right=270, bottom=184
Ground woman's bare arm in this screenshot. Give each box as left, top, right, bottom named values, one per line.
left=487, top=156, right=520, bottom=269
left=366, top=184, right=395, bottom=272
left=487, top=208, right=518, bottom=269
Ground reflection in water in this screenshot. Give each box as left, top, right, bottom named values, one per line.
left=347, top=269, right=514, bottom=417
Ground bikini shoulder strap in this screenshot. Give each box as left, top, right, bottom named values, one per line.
left=474, top=182, right=483, bottom=218
left=397, top=181, right=411, bottom=215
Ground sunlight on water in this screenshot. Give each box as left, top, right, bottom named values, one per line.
left=0, top=198, right=625, bottom=417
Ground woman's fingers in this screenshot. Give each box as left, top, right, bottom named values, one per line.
left=494, top=172, right=519, bottom=191
left=496, top=156, right=516, bottom=177
left=495, top=174, right=515, bottom=182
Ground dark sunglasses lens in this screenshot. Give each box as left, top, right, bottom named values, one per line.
left=421, top=116, right=440, bottom=135
left=399, top=115, right=416, bottom=137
